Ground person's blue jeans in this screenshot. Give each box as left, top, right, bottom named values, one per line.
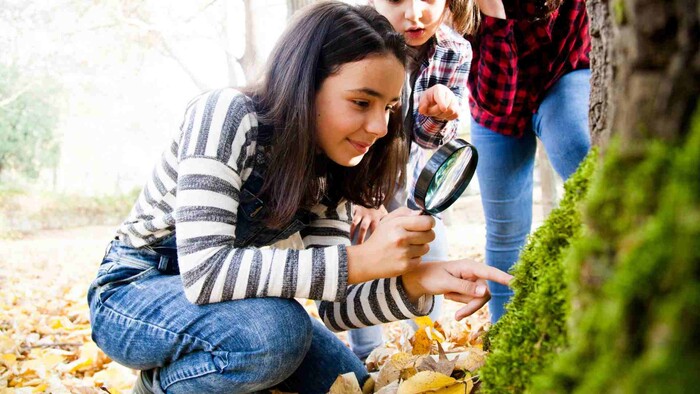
left=347, top=218, right=447, bottom=360
left=471, top=69, right=591, bottom=323
left=88, top=239, right=368, bottom=393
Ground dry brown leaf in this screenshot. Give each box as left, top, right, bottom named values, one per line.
left=365, top=346, right=399, bottom=372
left=375, top=352, right=418, bottom=391
left=429, top=348, right=486, bottom=373
left=416, top=356, right=454, bottom=377
left=375, top=380, right=399, bottom=394
left=329, top=372, right=363, bottom=394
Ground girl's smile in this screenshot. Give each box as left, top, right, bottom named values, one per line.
left=315, top=54, right=405, bottom=167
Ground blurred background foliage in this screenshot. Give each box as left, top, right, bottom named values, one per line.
left=0, top=0, right=328, bottom=234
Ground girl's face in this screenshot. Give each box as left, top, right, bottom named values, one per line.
left=315, top=54, right=404, bottom=167
left=372, top=0, right=448, bottom=47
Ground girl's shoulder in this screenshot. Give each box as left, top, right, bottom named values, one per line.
left=185, top=88, right=257, bottom=120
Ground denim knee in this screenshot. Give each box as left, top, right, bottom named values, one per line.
left=238, top=299, right=313, bottom=379
left=161, top=299, right=314, bottom=393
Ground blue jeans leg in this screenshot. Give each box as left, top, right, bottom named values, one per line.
left=471, top=69, right=591, bottom=323
left=347, top=219, right=447, bottom=359
left=534, top=69, right=592, bottom=179
left=471, top=119, right=537, bottom=323
left=278, top=318, right=369, bottom=393
left=88, top=244, right=365, bottom=393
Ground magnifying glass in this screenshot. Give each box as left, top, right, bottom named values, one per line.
left=413, top=139, right=478, bottom=215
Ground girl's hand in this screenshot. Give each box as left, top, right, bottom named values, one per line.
left=475, top=0, right=507, bottom=19
left=418, top=84, right=460, bottom=122
left=346, top=207, right=435, bottom=284
left=351, top=205, right=389, bottom=244
left=402, top=259, right=513, bottom=320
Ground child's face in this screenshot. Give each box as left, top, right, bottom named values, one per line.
left=372, top=0, right=448, bottom=47
left=315, top=54, right=404, bottom=167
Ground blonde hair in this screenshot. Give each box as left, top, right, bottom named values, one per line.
left=446, top=0, right=481, bottom=35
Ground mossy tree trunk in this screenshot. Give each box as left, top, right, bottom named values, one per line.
left=539, top=0, right=700, bottom=391
left=481, top=1, right=700, bottom=392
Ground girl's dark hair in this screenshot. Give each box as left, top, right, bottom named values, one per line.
left=245, top=1, right=409, bottom=228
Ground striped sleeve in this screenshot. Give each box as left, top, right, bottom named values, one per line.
left=318, top=277, right=435, bottom=332
left=412, top=30, right=472, bottom=149
left=304, top=201, right=435, bottom=332
left=175, top=89, right=348, bottom=305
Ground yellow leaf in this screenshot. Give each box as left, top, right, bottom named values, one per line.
left=397, top=371, right=459, bottom=394
left=410, top=328, right=432, bottom=355
left=0, top=353, right=17, bottom=368
left=0, top=334, right=16, bottom=353
left=63, top=341, right=105, bottom=373
left=48, top=316, right=75, bottom=330
left=93, top=362, right=137, bottom=393
left=413, top=316, right=433, bottom=330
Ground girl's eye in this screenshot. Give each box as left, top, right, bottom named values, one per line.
left=353, top=100, right=369, bottom=108
left=386, top=105, right=397, bottom=113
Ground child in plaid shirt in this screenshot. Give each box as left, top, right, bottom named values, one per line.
left=348, top=0, right=476, bottom=360
left=467, top=0, right=591, bottom=323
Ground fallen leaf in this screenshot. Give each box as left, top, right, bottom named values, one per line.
left=365, top=346, right=399, bottom=372
left=450, top=348, right=487, bottom=372
left=410, top=328, right=432, bottom=355
left=375, top=352, right=419, bottom=391
left=92, top=362, right=136, bottom=393
left=375, top=380, right=399, bottom=394
left=329, top=372, right=362, bottom=394
left=397, top=371, right=464, bottom=394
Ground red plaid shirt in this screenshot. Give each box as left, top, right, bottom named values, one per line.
left=467, top=0, right=590, bottom=137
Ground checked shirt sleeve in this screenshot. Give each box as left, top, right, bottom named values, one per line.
left=412, top=39, right=472, bottom=149
left=469, top=15, right=518, bottom=118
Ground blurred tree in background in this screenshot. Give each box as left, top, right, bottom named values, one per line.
left=0, top=65, right=60, bottom=180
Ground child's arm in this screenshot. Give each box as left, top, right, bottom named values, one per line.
left=305, top=204, right=436, bottom=332
left=175, top=90, right=351, bottom=305
left=318, top=277, right=435, bottom=332
left=469, top=0, right=518, bottom=117
left=413, top=40, right=471, bottom=149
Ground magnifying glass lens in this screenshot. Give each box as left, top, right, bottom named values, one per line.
left=425, top=148, right=472, bottom=210
left=412, top=139, right=478, bottom=215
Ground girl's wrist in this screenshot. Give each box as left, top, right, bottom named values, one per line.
left=346, top=244, right=373, bottom=284
left=401, top=269, right=426, bottom=303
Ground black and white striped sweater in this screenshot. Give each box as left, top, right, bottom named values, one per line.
left=116, top=88, right=433, bottom=331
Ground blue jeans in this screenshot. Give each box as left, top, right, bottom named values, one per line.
left=471, top=69, right=591, bottom=323
left=88, top=239, right=368, bottom=393
left=347, top=218, right=447, bottom=359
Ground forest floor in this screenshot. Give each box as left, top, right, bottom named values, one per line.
left=0, top=191, right=546, bottom=393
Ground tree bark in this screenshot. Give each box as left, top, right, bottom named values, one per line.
left=592, top=0, right=700, bottom=146
left=586, top=0, right=616, bottom=146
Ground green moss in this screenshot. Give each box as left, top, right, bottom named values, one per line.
left=613, top=0, right=627, bottom=25
left=481, top=104, right=700, bottom=393
left=479, top=150, right=598, bottom=394
left=532, top=105, right=700, bottom=393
